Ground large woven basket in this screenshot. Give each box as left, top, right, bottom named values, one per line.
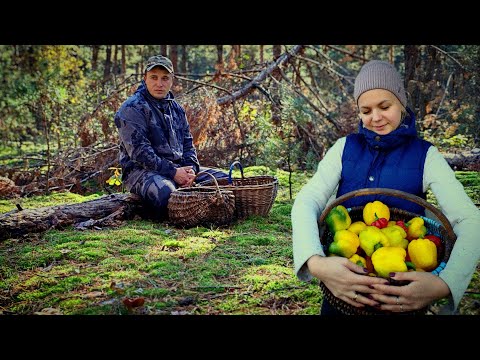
left=167, top=172, right=235, bottom=228
left=199, top=161, right=278, bottom=218
left=317, top=188, right=457, bottom=316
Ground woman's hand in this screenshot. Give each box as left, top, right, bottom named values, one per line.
left=368, top=271, right=451, bottom=312
left=307, top=255, right=389, bottom=308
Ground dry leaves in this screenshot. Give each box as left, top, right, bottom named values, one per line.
left=122, top=297, right=145, bottom=310
left=34, top=307, right=63, bottom=315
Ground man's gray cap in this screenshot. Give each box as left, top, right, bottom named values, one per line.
left=145, top=55, right=174, bottom=73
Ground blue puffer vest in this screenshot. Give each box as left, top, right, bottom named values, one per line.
left=336, top=108, right=432, bottom=215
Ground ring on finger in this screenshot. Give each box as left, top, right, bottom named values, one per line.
left=353, top=293, right=358, bottom=301
left=401, top=304, right=404, bottom=312
left=396, top=296, right=400, bottom=305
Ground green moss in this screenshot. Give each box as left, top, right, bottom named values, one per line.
left=231, top=234, right=276, bottom=246
left=141, top=287, right=170, bottom=297
left=59, top=298, right=86, bottom=311
left=99, top=257, right=125, bottom=269
left=270, top=203, right=293, bottom=217
left=76, top=249, right=110, bottom=261
left=108, top=270, right=141, bottom=281
left=0, top=192, right=101, bottom=213
left=119, top=248, right=147, bottom=256
left=162, top=240, right=185, bottom=248
left=2, top=167, right=478, bottom=315
left=152, top=301, right=174, bottom=310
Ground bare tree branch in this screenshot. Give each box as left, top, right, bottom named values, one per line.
left=324, top=45, right=369, bottom=62
left=175, top=75, right=232, bottom=95
left=435, top=72, right=454, bottom=117
left=217, top=45, right=305, bottom=105
left=277, top=68, right=343, bottom=131
left=304, top=45, right=355, bottom=83
left=429, top=45, right=466, bottom=70
left=177, top=70, right=260, bottom=80
left=291, top=61, right=329, bottom=111
left=84, top=74, right=140, bottom=121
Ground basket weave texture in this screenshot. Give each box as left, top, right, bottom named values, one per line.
left=318, top=188, right=457, bottom=316
left=167, top=172, right=235, bottom=228
left=199, top=161, right=278, bottom=218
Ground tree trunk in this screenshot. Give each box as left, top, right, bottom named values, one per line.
left=180, top=45, right=187, bottom=73
left=92, top=45, right=100, bottom=71
left=160, top=45, right=167, bottom=56
left=404, top=45, right=420, bottom=111
left=216, top=45, right=224, bottom=72
left=113, top=44, right=118, bottom=76
left=103, top=45, right=112, bottom=82
left=273, top=45, right=281, bottom=61
left=0, top=193, right=144, bottom=241
left=169, top=45, right=178, bottom=72
left=121, top=45, right=126, bottom=77
left=138, top=45, right=143, bottom=74
left=227, top=45, right=241, bottom=71
left=271, top=45, right=283, bottom=126
left=405, top=45, right=443, bottom=120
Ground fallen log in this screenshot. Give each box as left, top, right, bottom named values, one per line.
left=442, top=148, right=480, bottom=171
left=0, top=193, right=144, bottom=241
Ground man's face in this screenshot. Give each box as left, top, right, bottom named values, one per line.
left=144, top=66, right=173, bottom=99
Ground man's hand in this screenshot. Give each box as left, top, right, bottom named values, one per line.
left=174, top=166, right=196, bottom=187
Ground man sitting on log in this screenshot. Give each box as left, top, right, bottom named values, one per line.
left=114, top=55, right=228, bottom=219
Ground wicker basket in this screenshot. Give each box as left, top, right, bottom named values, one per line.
left=198, top=161, right=278, bottom=218
left=317, top=188, right=457, bottom=316
left=167, top=172, right=235, bottom=228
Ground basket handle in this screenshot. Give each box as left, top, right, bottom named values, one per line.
left=318, top=187, right=456, bottom=240
left=228, top=161, right=245, bottom=184
left=194, top=171, right=221, bottom=192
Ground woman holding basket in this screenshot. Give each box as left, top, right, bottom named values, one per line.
left=291, top=60, right=480, bottom=315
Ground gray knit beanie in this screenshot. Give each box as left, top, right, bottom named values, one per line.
left=354, top=60, right=407, bottom=107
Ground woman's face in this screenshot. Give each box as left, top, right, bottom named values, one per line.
left=358, top=89, right=404, bottom=135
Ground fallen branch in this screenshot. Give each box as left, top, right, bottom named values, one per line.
left=217, top=45, right=305, bottom=105
left=175, top=75, right=232, bottom=96
left=442, top=149, right=480, bottom=171
left=0, top=193, right=144, bottom=241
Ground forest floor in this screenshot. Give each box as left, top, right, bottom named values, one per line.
left=0, top=168, right=479, bottom=316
